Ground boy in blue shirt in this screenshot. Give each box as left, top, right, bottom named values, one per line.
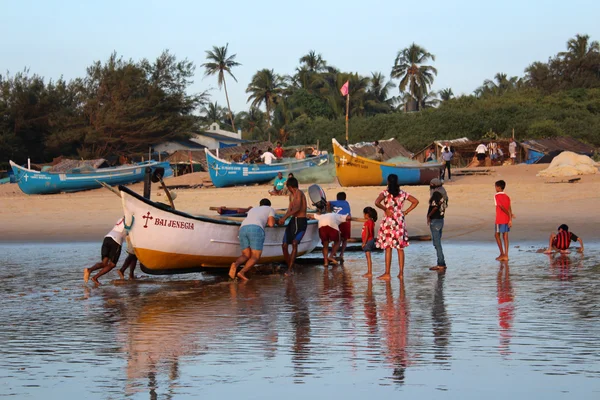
left=328, top=192, right=352, bottom=262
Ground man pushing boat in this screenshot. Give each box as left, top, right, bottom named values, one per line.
left=279, top=177, right=308, bottom=275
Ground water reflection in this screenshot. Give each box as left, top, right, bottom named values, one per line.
left=285, top=277, right=312, bottom=380
left=497, top=262, right=514, bottom=355
left=381, top=280, right=409, bottom=384
left=432, top=273, right=451, bottom=364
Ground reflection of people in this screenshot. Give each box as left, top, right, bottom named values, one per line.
left=285, top=277, right=311, bottom=378
left=494, top=180, right=514, bottom=261
left=427, top=191, right=447, bottom=272
left=432, top=273, right=450, bottom=362
left=381, top=280, right=409, bottom=384
left=497, top=262, right=514, bottom=354
left=269, top=172, right=287, bottom=196
left=279, top=177, right=308, bottom=275
left=83, top=217, right=126, bottom=286
left=361, top=207, right=378, bottom=278
left=544, top=224, right=584, bottom=254
left=375, top=174, right=419, bottom=280
left=328, top=192, right=351, bottom=262
left=229, top=198, right=276, bottom=281
left=310, top=211, right=350, bottom=267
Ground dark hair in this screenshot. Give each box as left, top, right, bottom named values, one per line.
left=259, top=198, right=272, bottom=206
left=252, top=147, right=257, bottom=150
left=558, top=224, right=569, bottom=232
left=277, top=141, right=281, bottom=145
left=286, top=177, right=299, bottom=188
left=288, top=173, right=294, bottom=178
left=245, top=150, right=249, bottom=153
left=495, top=180, right=506, bottom=190
left=267, top=147, right=273, bottom=152
left=387, top=174, right=400, bottom=196
left=374, top=140, right=379, bottom=146
left=363, top=206, right=378, bottom=222
left=337, top=192, right=346, bottom=201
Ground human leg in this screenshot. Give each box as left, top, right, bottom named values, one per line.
left=430, top=219, right=446, bottom=268
left=91, top=261, right=116, bottom=286
left=446, top=163, right=451, bottom=180
left=329, top=240, right=340, bottom=265
left=396, top=248, right=405, bottom=278
left=502, top=232, right=510, bottom=260
left=237, top=250, right=263, bottom=281
left=495, top=231, right=504, bottom=260
left=363, top=252, right=373, bottom=278
left=230, top=248, right=251, bottom=279
left=378, top=248, right=392, bottom=280
left=322, top=239, right=330, bottom=267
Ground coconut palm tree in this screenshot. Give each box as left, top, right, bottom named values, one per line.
left=201, top=44, right=240, bottom=131
left=200, top=101, right=224, bottom=124
left=559, top=34, right=600, bottom=61
left=438, top=88, right=454, bottom=101
left=299, top=50, right=327, bottom=72
left=246, top=69, right=283, bottom=141
left=390, top=43, right=437, bottom=111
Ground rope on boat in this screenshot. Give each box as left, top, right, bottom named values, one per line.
left=124, top=215, right=135, bottom=230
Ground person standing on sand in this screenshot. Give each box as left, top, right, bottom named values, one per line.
left=279, top=177, right=308, bottom=275
left=509, top=138, right=517, bottom=165
left=83, top=217, right=127, bottom=286
left=375, top=174, right=419, bottom=280
left=361, top=207, right=378, bottom=278
left=441, top=146, right=453, bottom=181
left=229, top=198, right=276, bottom=281
left=494, top=180, right=514, bottom=261
left=476, top=142, right=488, bottom=166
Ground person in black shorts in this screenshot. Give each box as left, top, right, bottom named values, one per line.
left=279, top=177, right=308, bottom=275
left=83, top=217, right=127, bottom=286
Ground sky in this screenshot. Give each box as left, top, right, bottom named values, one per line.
left=2, top=0, right=599, bottom=113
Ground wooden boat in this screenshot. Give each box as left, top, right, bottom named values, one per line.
left=119, top=185, right=320, bottom=274
left=205, top=149, right=328, bottom=188
left=9, top=160, right=172, bottom=195
left=332, top=138, right=442, bottom=186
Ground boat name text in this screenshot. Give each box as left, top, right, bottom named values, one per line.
left=154, top=218, right=194, bottom=230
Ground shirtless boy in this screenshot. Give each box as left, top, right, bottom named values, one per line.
left=278, top=177, right=307, bottom=275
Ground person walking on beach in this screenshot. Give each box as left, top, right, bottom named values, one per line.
left=310, top=211, right=350, bottom=267
left=494, top=180, right=514, bottom=261
left=543, top=224, right=584, bottom=254
left=361, top=207, right=378, bottom=278
left=375, top=174, right=419, bottom=280
left=83, top=217, right=127, bottom=286
left=279, top=177, right=308, bottom=275
left=441, top=146, right=453, bottom=181
left=427, top=191, right=447, bottom=272
left=229, top=198, right=276, bottom=281
left=509, top=138, right=517, bottom=165
left=328, top=191, right=351, bottom=262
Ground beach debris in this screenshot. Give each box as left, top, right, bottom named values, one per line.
left=537, top=151, right=599, bottom=177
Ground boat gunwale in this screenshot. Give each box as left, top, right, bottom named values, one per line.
left=9, top=159, right=165, bottom=175
left=204, top=148, right=328, bottom=167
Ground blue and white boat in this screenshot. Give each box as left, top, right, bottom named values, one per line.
left=9, top=160, right=172, bottom=195
left=205, top=149, right=328, bottom=188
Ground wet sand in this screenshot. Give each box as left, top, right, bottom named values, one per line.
left=1, top=164, right=599, bottom=243
left=0, top=242, right=599, bottom=398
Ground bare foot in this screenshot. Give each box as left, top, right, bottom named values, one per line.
left=377, top=274, right=391, bottom=281
left=499, top=255, right=509, bottom=261
left=129, top=274, right=136, bottom=280
left=285, top=270, right=294, bottom=277
left=83, top=269, right=90, bottom=283
left=397, top=273, right=404, bottom=279
left=228, top=263, right=237, bottom=280
left=117, top=270, right=125, bottom=280
left=323, top=263, right=329, bottom=268
left=327, top=257, right=338, bottom=265
left=495, top=255, right=504, bottom=261
left=237, top=272, right=249, bottom=282
left=362, top=273, right=373, bottom=278
left=91, top=277, right=101, bottom=286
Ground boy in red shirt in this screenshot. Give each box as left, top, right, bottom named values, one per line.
left=274, top=141, right=284, bottom=159
left=494, top=180, right=514, bottom=261
left=361, top=207, right=378, bottom=277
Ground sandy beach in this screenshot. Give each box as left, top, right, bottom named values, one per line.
left=1, top=164, right=599, bottom=244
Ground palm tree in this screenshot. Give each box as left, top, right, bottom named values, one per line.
left=201, top=44, right=241, bottom=132
left=200, top=101, right=224, bottom=124
left=559, top=34, right=600, bottom=61
left=438, top=88, right=454, bottom=101
left=391, top=43, right=437, bottom=111
left=476, top=73, right=520, bottom=97
left=365, top=72, right=396, bottom=114
left=246, top=69, right=283, bottom=141
left=299, top=50, right=327, bottom=72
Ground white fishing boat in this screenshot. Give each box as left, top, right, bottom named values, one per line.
left=119, top=185, right=320, bottom=274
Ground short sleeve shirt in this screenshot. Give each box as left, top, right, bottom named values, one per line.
left=274, top=177, right=287, bottom=190
left=241, top=206, right=276, bottom=229
left=105, top=217, right=126, bottom=245
left=362, top=219, right=375, bottom=242
left=313, top=213, right=348, bottom=230
left=494, top=192, right=511, bottom=224
left=260, top=152, right=276, bottom=165
left=329, top=200, right=351, bottom=216
left=428, top=197, right=446, bottom=220
left=274, top=147, right=284, bottom=158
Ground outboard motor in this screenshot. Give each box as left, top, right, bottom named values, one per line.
left=308, top=184, right=327, bottom=212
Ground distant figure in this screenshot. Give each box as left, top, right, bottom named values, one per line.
left=425, top=146, right=436, bottom=162
left=441, top=146, right=453, bottom=180
left=427, top=190, right=447, bottom=272
left=361, top=207, right=378, bottom=278
left=489, top=141, right=499, bottom=164
left=256, top=149, right=264, bottom=163
left=375, top=174, right=419, bottom=280
left=229, top=198, right=276, bottom=281
left=494, top=180, right=514, bottom=261
left=241, top=149, right=250, bottom=163
left=269, top=172, right=287, bottom=196
left=544, top=224, right=584, bottom=254
left=83, top=217, right=126, bottom=286
left=279, top=177, right=308, bottom=275
left=260, top=148, right=276, bottom=165
left=310, top=211, right=350, bottom=267
left=508, top=138, right=517, bottom=165
left=476, top=142, right=488, bottom=166
left=249, top=147, right=258, bottom=163
left=328, top=192, right=351, bottom=262
left=374, top=140, right=385, bottom=161
left=274, top=141, right=284, bottom=159
left=295, top=149, right=306, bottom=160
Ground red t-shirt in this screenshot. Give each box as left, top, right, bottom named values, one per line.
left=274, top=147, right=284, bottom=158
left=362, top=219, right=375, bottom=242
left=494, top=192, right=511, bottom=224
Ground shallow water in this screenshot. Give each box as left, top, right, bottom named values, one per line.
left=1, top=242, right=599, bottom=399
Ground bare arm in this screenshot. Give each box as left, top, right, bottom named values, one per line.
left=426, top=206, right=438, bottom=225
left=544, top=233, right=556, bottom=253
left=404, top=195, right=419, bottom=216
left=279, top=191, right=302, bottom=223
left=577, top=237, right=584, bottom=252
left=267, top=216, right=276, bottom=227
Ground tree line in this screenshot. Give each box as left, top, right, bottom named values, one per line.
left=1, top=34, right=599, bottom=166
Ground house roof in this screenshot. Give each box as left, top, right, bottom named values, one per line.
left=199, top=131, right=248, bottom=143
left=519, top=137, right=595, bottom=155
left=172, top=139, right=206, bottom=149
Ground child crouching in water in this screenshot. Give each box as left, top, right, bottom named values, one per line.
left=362, top=207, right=378, bottom=277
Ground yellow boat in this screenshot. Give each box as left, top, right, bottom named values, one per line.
left=332, top=138, right=442, bottom=187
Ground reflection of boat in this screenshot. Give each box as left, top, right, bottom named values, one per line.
left=205, top=149, right=329, bottom=188
left=9, top=160, right=172, bottom=195
left=119, top=185, right=320, bottom=274
left=332, top=138, right=442, bottom=187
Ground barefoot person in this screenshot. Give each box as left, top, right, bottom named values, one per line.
left=427, top=191, right=447, bottom=272
left=361, top=207, right=378, bottom=278
left=278, top=177, right=308, bottom=275
left=310, top=211, right=350, bottom=268
left=229, top=198, right=276, bottom=281
left=269, top=172, right=287, bottom=196
left=544, top=224, right=584, bottom=254
left=117, top=234, right=139, bottom=280
left=375, top=174, right=419, bottom=280
left=83, top=217, right=127, bottom=286
left=494, top=180, right=514, bottom=261
left=328, top=191, right=351, bottom=262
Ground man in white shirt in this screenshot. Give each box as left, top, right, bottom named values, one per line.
left=260, top=147, right=277, bottom=165
left=229, top=198, right=276, bottom=281
left=84, top=217, right=127, bottom=285
left=508, top=138, right=517, bottom=165
left=310, top=212, right=351, bottom=267
left=475, top=143, right=488, bottom=165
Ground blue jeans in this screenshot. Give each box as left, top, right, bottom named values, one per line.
left=430, top=219, right=446, bottom=267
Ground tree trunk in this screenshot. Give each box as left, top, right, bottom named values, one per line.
left=222, top=78, right=236, bottom=132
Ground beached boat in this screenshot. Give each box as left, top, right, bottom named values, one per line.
left=205, top=149, right=328, bottom=188
left=9, top=160, right=172, bottom=195
left=332, top=138, right=442, bottom=186
left=119, top=185, right=320, bottom=274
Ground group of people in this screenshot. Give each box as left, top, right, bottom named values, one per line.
left=475, top=138, right=518, bottom=166
left=240, top=142, right=286, bottom=165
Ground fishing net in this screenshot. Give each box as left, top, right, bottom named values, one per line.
left=537, top=151, right=599, bottom=177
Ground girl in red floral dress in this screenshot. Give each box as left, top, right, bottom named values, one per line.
left=375, top=174, right=419, bottom=280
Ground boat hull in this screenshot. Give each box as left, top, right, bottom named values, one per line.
left=206, top=149, right=328, bottom=188
left=119, top=186, right=320, bottom=274
left=332, top=139, right=442, bottom=186
left=9, top=161, right=172, bottom=195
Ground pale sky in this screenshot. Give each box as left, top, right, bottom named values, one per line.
left=2, top=0, right=599, bottom=112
